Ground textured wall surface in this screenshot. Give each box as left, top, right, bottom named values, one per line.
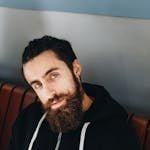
left=0, top=0, right=150, bottom=19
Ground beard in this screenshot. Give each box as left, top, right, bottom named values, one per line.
left=42, top=74, right=84, bottom=133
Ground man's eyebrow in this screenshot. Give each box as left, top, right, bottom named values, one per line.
left=30, top=80, right=39, bottom=86
left=29, top=68, right=59, bottom=86
left=43, top=67, right=59, bottom=78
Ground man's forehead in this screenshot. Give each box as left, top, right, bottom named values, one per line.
left=22, top=51, right=67, bottom=81
left=23, top=51, right=62, bottom=69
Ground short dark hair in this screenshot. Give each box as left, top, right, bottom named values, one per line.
left=22, top=35, right=77, bottom=69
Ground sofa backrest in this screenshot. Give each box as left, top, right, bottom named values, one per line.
left=128, top=113, right=150, bottom=150
left=0, top=82, right=37, bottom=150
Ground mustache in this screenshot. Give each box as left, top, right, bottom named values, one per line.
left=44, top=93, right=73, bottom=110
left=49, top=93, right=68, bottom=102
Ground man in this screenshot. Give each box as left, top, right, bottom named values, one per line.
left=9, top=36, right=140, bottom=150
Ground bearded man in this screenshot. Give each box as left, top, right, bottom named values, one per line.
left=9, top=36, right=140, bottom=150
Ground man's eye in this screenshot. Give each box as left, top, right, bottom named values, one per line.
left=50, top=73, right=59, bottom=79
left=33, top=83, right=42, bottom=89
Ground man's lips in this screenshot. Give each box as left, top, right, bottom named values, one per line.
left=50, top=98, right=66, bottom=110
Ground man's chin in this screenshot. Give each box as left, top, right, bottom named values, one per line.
left=45, top=99, right=83, bottom=133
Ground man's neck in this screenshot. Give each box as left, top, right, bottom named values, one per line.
left=82, top=92, right=93, bottom=112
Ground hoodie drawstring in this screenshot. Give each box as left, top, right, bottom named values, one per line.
left=54, top=122, right=91, bottom=150
left=55, top=132, right=62, bottom=150
left=79, top=122, right=90, bottom=150
left=28, top=112, right=47, bottom=150
left=28, top=112, right=90, bottom=150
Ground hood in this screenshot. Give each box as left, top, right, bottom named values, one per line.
left=82, top=83, right=128, bottom=123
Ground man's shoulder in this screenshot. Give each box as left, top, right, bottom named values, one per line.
left=13, top=102, right=43, bottom=128
left=89, top=120, right=140, bottom=149
left=24, top=101, right=42, bottom=111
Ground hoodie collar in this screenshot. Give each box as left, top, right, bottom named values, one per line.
left=82, top=83, right=128, bottom=122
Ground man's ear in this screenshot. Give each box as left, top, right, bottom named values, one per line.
left=72, top=59, right=82, bottom=78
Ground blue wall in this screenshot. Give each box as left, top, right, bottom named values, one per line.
left=0, top=0, right=150, bottom=19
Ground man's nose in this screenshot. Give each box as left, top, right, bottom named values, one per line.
left=43, top=83, right=56, bottom=100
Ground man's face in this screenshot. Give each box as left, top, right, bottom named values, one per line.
left=23, top=50, right=84, bottom=132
